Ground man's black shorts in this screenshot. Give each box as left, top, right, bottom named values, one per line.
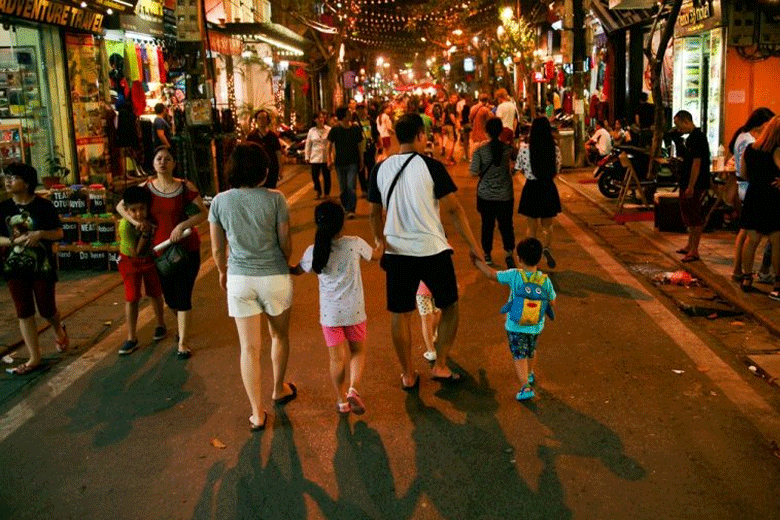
left=383, top=251, right=458, bottom=313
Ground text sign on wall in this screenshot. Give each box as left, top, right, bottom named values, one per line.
left=119, top=0, right=163, bottom=36
left=0, top=0, right=104, bottom=32
left=675, top=0, right=722, bottom=37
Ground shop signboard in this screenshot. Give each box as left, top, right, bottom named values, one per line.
left=675, top=0, right=723, bottom=37
left=120, top=0, right=164, bottom=37
left=0, top=0, right=105, bottom=33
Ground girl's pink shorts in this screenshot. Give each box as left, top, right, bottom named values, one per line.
left=321, top=321, right=367, bottom=347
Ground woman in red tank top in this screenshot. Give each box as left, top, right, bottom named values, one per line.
left=118, top=146, right=208, bottom=358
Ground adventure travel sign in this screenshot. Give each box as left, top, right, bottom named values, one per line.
left=0, top=0, right=104, bottom=32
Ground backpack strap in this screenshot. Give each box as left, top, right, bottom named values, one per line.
left=384, top=152, right=417, bottom=208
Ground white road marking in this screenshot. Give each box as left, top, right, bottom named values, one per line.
left=0, top=256, right=217, bottom=444
left=288, top=181, right=313, bottom=206
left=557, top=212, right=780, bottom=444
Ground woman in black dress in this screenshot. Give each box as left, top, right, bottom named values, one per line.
left=739, top=115, right=780, bottom=299
left=516, top=117, right=561, bottom=268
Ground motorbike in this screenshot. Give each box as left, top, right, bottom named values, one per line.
left=594, top=145, right=679, bottom=201
left=277, top=124, right=307, bottom=163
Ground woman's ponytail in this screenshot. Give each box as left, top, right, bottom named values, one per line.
left=312, top=200, right=345, bottom=274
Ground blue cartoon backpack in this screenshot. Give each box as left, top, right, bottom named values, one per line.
left=500, top=271, right=555, bottom=326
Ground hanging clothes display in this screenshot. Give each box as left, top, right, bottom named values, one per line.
left=157, top=47, right=166, bottom=83
left=125, top=41, right=141, bottom=82
left=146, top=44, right=159, bottom=83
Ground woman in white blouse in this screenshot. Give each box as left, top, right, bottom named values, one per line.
left=305, top=111, right=332, bottom=199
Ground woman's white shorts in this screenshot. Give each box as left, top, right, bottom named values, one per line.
left=227, top=274, right=293, bottom=318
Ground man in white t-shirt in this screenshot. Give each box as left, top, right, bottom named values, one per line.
left=369, top=114, right=482, bottom=387
left=494, top=88, right=518, bottom=134
left=586, top=120, right=612, bottom=162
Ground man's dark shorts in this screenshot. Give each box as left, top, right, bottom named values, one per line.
left=383, top=250, right=458, bottom=313
left=679, top=189, right=706, bottom=228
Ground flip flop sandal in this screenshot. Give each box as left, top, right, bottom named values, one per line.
left=273, top=382, right=298, bottom=406
left=769, top=289, right=780, bottom=302
left=6, top=363, right=41, bottom=376
left=176, top=348, right=192, bottom=359
left=432, top=372, right=463, bottom=383
left=680, top=254, right=700, bottom=263
left=249, top=411, right=268, bottom=432
left=676, top=248, right=690, bottom=254
left=401, top=373, right=420, bottom=391
left=55, top=325, right=69, bottom=353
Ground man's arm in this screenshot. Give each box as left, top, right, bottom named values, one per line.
left=276, top=150, right=283, bottom=181
left=439, top=192, right=481, bottom=258
left=369, top=202, right=385, bottom=249
left=327, top=141, right=335, bottom=167
left=685, top=158, right=701, bottom=196
left=156, top=128, right=171, bottom=148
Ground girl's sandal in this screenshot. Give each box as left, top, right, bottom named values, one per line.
left=741, top=273, right=755, bottom=293
left=769, top=287, right=780, bottom=302
left=516, top=385, right=535, bottom=401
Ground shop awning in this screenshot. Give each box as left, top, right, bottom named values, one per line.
left=212, top=21, right=310, bottom=55
left=591, top=0, right=655, bottom=33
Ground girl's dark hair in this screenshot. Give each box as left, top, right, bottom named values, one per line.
left=529, top=117, right=556, bottom=180
left=486, top=117, right=505, bottom=166
left=227, top=143, right=269, bottom=188
left=4, top=162, right=38, bottom=195
left=312, top=200, right=344, bottom=274
left=728, top=107, right=775, bottom=154
left=153, top=145, right=173, bottom=159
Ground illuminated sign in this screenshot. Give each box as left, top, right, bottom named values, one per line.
left=675, top=0, right=722, bottom=37
left=120, top=0, right=163, bottom=36
left=0, top=0, right=104, bottom=32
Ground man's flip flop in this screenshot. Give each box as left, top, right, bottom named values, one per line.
left=5, top=364, right=41, bottom=376
left=273, top=382, right=297, bottom=406
left=401, top=373, right=420, bottom=391
left=249, top=411, right=268, bottom=432
left=676, top=248, right=689, bottom=255
left=681, top=254, right=700, bottom=263
left=432, top=372, right=462, bottom=383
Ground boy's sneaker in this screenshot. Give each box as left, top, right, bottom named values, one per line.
left=423, top=350, right=437, bottom=362
left=346, top=388, right=365, bottom=415
left=516, top=385, right=535, bottom=401
left=505, top=254, right=516, bottom=269
left=118, top=340, right=138, bottom=356
left=153, top=326, right=167, bottom=341
left=757, top=272, right=774, bottom=284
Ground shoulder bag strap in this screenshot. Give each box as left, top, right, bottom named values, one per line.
left=384, top=153, right=418, bottom=208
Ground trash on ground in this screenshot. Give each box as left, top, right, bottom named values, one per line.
left=748, top=365, right=758, bottom=373
left=672, top=369, right=685, bottom=374
left=210, top=438, right=226, bottom=449
left=653, top=270, right=697, bottom=286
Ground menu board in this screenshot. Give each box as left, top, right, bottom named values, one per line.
left=66, top=33, right=109, bottom=183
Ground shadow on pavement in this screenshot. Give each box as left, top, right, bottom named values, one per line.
left=549, top=270, right=652, bottom=301
left=405, top=368, right=572, bottom=520
left=193, top=409, right=320, bottom=520
left=522, top=389, right=646, bottom=482
left=65, top=345, right=192, bottom=447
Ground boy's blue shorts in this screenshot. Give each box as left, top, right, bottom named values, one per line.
left=507, top=331, right=538, bottom=360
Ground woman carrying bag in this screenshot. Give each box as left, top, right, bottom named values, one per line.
left=469, top=117, right=517, bottom=268
left=117, top=146, right=208, bottom=358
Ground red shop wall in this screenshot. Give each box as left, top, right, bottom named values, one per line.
left=725, top=48, right=780, bottom=147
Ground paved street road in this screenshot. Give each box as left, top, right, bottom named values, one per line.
left=1, top=161, right=779, bottom=520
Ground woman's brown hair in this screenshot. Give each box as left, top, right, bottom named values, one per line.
left=753, top=115, right=780, bottom=153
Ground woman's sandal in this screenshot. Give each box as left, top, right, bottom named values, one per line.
left=769, top=288, right=780, bottom=301
left=5, top=363, right=41, bottom=376
left=54, top=325, right=69, bottom=353
left=249, top=411, right=268, bottom=432
left=741, top=273, right=755, bottom=293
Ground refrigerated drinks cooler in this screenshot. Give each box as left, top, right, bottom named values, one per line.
left=672, top=28, right=724, bottom=154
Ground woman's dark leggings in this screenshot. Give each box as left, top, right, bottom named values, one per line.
left=478, top=198, right=515, bottom=255
left=311, top=163, right=331, bottom=196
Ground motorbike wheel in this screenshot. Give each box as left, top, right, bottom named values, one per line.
left=598, top=168, right=623, bottom=199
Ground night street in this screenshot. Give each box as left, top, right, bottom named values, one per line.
left=1, top=162, right=779, bottom=519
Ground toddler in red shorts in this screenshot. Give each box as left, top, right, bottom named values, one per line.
left=117, top=186, right=166, bottom=355
left=292, top=201, right=381, bottom=414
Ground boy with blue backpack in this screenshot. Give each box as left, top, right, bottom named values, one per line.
left=472, top=237, right=556, bottom=400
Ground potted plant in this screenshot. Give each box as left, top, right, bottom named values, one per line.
left=43, top=148, right=70, bottom=188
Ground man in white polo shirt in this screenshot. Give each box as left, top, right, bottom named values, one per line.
left=369, top=114, right=481, bottom=388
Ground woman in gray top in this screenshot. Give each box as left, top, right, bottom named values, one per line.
left=469, top=117, right=517, bottom=268
left=209, top=143, right=297, bottom=431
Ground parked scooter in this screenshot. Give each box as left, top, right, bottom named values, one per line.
left=278, top=124, right=307, bottom=163
left=594, top=145, right=679, bottom=200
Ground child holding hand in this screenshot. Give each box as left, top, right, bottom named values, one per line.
left=292, top=201, right=381, bottom=414
left=117, top=186, right=166, bottom=355
left=472, top=237, right=555, bottom=400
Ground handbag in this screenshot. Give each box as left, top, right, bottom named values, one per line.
left=155, top=242, right=187, bottom=277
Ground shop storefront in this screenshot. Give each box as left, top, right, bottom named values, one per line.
left=0, top=1, right=110, bottom=183
left=672, top=0, right=725, bottom=153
